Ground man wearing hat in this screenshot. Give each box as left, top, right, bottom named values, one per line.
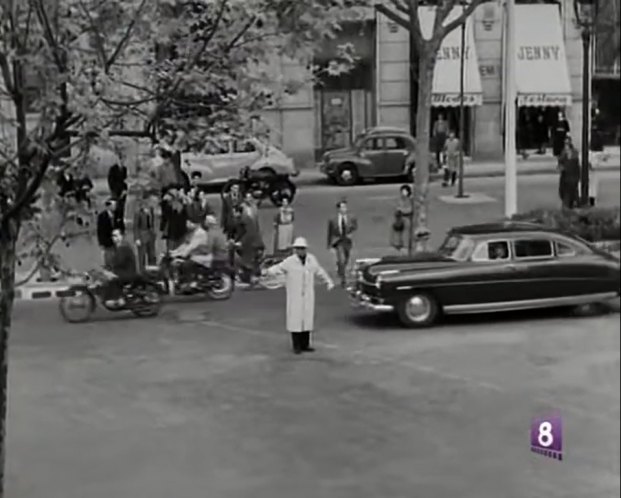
left=264, top=237, right=334, bottom=354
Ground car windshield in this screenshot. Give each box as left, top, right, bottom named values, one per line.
left=437, top=234, right=475, bottom=261
left=353, top=133, right=367, bottom=148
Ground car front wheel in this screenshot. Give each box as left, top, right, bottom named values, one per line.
left=396, top=292, right=439, bottom=328
left=336, top=163, right=359, bottom=186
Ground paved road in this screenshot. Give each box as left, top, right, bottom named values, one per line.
left=7, top=288, right=620, bottom=498
left=22, top=171, right=620, bottom=282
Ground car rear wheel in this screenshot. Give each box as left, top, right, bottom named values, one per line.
left=336, top=163, right=359, bottom=186
left=396, top=292, right=439, bottom=328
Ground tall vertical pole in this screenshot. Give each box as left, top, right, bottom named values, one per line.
left=580, top=29, right=590, bottom=205
left=374, top=7, right=382, bottom=126
left=457, top=13, right=466, bottom=197
left=504, top=0, right=518, bottom=217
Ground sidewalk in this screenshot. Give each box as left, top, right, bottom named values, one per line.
left=90, top=148, right=621, bottom=196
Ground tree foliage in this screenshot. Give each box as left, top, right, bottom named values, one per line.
left=0, top=0, right=368, bottom=490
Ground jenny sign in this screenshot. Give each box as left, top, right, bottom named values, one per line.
left=436, top=46, right=471, bottom=61
left=517, top=45, right=561, bottom=61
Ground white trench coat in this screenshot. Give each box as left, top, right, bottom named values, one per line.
left=266, top=254, right=333, bottom=333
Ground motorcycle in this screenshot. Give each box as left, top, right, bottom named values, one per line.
left=143, top=253, right=235, bottom=300
left=221, top=167, right=297, bottom=207
left=58, top=270, right=163, bottom=323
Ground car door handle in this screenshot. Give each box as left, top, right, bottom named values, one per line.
left=505, top=264, right=519, bottom=271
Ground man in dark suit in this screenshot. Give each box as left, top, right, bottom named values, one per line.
left=133, top=192, right=157, bottom=269
left=221, top=183, right=242, bottom=238
left=232, top=205, right=264, bottom=285
left=107, top=161, right=128, bottom=230
left=327, top=199, right=358, bottom=287
left=97, top=199, right=121, bottom=267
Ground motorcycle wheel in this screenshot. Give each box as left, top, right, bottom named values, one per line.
left=206, top=272, right=234, bottom=300
left=58, top=288, right=96, bottom=323
left=269, top=179, right=296, bottom=207
left=131, top=282, right=163, bottom=318
left=221, top=179, right=242, bottom=200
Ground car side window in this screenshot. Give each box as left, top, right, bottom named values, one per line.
left=362, top=138, right=382, bottom=151
left=513, top=239, right=553, bottom=259
left=471, top=241, right=510, bottom=262
left=234, top=141, right=256, bottom=153
left=385, top=136, right=406, bottom=150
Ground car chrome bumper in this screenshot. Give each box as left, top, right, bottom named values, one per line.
left=349, top=288, right=393, bottom=312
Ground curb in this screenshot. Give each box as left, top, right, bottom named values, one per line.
left=90, top=162, right=621, bottom=196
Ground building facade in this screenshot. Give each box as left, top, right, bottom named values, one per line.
left=261, top=0, right=604, bottom=167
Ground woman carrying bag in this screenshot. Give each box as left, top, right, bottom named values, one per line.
left=390, top=185, right=413, bottom=253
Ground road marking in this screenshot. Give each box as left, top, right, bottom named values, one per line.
left=201, top=318, right=618, bottom=423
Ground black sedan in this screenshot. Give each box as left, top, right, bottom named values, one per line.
left=349, top=221, right=620, bottom=328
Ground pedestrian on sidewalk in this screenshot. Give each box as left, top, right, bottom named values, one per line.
left=534, top=111, right=549, bottom=154
left=264, top=237, right=334, bottom=354
left=161, top=188, right=190, bottom=251
left=97, top=198, right=122, bottom=267
left=432, top=114, right=449, bottom=169
left=133, top=191, right=157, bottom=269
left=390, top=185, right=413, bottom=253
left=273, top=195, right=294, bottom=255
left=442, top=131, right=461, bottom=187
left=552, top=111, right=571, bottom=157
left=327, top=199, right=358, bottom=287
left=107, top=157, right=128, bottom=231
left=557, top=136, right=580, bottom=209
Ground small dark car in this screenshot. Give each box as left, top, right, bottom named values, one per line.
left=349, top=221, right=621, bottom=328
left=319, top=126, right=416, bottom=186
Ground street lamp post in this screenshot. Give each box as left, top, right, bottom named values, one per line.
left=574, top=0, right=597, bottom=206
left=456, top=10, right=468, bottom=198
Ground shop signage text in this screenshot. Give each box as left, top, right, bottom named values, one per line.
left=432, top=93, right=482, bottom=106
left=517, top=94, right=571, bottom=106
left=517, top=45, right=561, bottom=61
left=436, top=46, right=470, bottom=61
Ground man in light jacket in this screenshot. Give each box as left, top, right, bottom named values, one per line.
left=265, top=237, right=334, bottom=354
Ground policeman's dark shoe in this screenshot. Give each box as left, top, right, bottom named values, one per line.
left=293, top=349, right=302, bottom=355
left=303, top=347, right=315, bottom=353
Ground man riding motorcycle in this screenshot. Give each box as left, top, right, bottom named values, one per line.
left=100, top=228, right=139, bottom=307
left=204, top=215, right=229, bottom=268
left=169, top=219, right=211, bottom=286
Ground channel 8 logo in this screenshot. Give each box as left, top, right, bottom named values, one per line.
left=530, top=414, right=563, bottom=460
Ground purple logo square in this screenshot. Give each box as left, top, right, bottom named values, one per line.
left=531, top=414, right=563, bottom=460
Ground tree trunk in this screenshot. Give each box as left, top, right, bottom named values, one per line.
left=0, top=219, right=20, bottom=497
left=412, top=50, right=436, bottom=252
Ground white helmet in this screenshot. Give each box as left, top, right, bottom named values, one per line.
left=292, top=237, right=308, bottom=248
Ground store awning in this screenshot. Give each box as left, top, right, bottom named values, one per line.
left=514, top=5, right=572, bottom=107
left=419, top=7, right=483, bottom=107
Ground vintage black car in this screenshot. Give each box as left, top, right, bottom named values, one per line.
left=349, top=222, right=621, bottom=328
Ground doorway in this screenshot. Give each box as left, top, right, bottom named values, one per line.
left=430, top=106, right=473, bottom=156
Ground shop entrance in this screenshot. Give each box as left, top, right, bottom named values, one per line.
left=516, top=106, right=566, bottom=157
left=430, top=106, right=473, bottom=156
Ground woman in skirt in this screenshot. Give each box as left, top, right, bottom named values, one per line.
left=273, top=195, right=295, bottom=255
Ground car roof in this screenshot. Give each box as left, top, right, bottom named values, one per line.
left=450, top=221, right=557, bottom=236
left=364, top=126, right=411, bottom=136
